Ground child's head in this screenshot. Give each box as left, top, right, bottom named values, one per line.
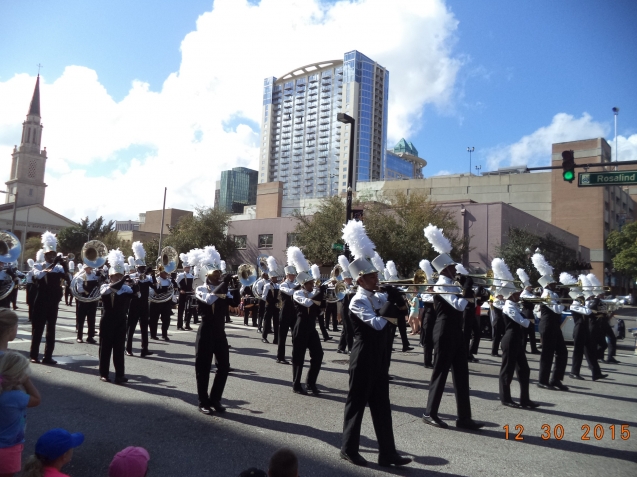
left=109, top=446, right=150, bottom=477
left=23, top=428, right=84, bottom=476
left=0, top=350, right=30, bottom=393
left=0, top=308, right=19, bottom=344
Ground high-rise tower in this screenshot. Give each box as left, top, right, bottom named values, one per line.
left=6, top=75, right=48, bottom=208
left=259, top=50, right=388, bottom=199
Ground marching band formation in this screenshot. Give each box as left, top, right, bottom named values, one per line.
left=1, top=220, right=624, bottom=468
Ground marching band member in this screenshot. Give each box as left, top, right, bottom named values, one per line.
left=75, top=264, right=99, bottom=344
left=126, top=242, right=154, bottom=357
left=490, top=274, right=505, bottom=358
left=517, top=269, right=540, bottom=354
left=568, top=275, right=607, bottom=380
left=254, top=271, right=268, bottom=333
left=312, top=265, right=332, bottom=342
left=241, top=280, right=258, bottom=327
left=422, top=224, right=483, bottom=431
left=340, top=220, right=410, bottom=468
left=588, top=273, right=618, bottom=363
left=30, top=232, right=67, bottom=365
left=325, top=276, right=339, bottom=332
left=277, top=249, right=302, bottom=364
left=64, top=259, right=75, bottom=306
left=532, top=253, right=569, bottom=391
left=493, top=258, right=538, bottom=408
left=25, top=258, right=35, bottom=322
left=149, top=263, right=174, bottom=342
left=0, top=262, right=17, bottom=309
left=176, top=254, right=195, bottom=331
left=458, top=262, right=484, bottom=363
left=195, top=246, right=234, bottom=414
left=7, top=262, right=23, bottom=310
left=261, top=257, right=281, bottom=344
left=98, top=249, right=133, bottom=383
left=384, top=260, right=412, bottom=352
left=336, top=255, right=355, bottom=355
left=419, top=260, right=436, bottom=368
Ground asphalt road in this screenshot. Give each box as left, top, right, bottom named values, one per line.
left=8, top=291, right=637, bottom=476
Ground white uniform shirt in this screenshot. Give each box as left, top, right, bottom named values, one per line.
left=293, top=287, right=321, bottom=307
left=77, top=271, right=98, bottom=293
left=279, top=279, right=297, bottom=296
left=195, top=284, right=233, bottom=305
left=33, top=263, right=64, bottom=279
left=570, top=302, right=593, bottom=316
left=503, top=300, right=530, bottom=328
left=261, top=281, right=280, bottom=301
left=99, top=283, right=133, bottom=295
left=540, top=288, right=564, bottom=314
left=349, top=287, right=388, bottom=330
left=176, top=272, right=194, bottom=285
left=255, top=278, right=266, bottom=297
left=433, top=275, right=467, bottom=312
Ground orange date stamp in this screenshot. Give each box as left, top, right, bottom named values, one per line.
left=503, top=424, right=631, bottom=441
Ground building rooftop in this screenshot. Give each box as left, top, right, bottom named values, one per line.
left=393, top=138, right=418, bottom=156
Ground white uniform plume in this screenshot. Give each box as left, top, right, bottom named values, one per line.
left=128, top=256, right=136, bottom=268
left=311, top=264, right=321, bottom=280
left=186, top=249, right=204, bottom=269
left=559, top=272, right=577, bottom=285
left=371, top=252, right=385, bottom=274
left=132, top=241, right=146, bottom=261
left=36, top=249, right=45, bottom=263
left=201, top=245, right=221, bottom=269
left=266, top=256, right=279, bottom=274
left=220, top=260, right=226, bottom=272
left=179, top=253, right=188, bottom=266
left=338, top=254, right=350, bottom=272
left=107, top=249, right=126, bottom=275
left=516, top=268, right=530, bottom=285
left=492, top=258, right=515, bottom=282
left=531, top=253, right=553, bottom=276
left=419, top=259, right=434, bottom=282
left=386, top=260, right=398, bottom=278
left=41, top=231, right=57, bottom=253
left=383, top=269, right=391, bottom=280
left=27, top=258, right=34, bottom=268
left=342, top=220, right=376, bottom=260
left=423, top=224, right=452, bottom=254
left=288, top=246, right=310, bottom=273
left=455, top=264, right=469, bottom=275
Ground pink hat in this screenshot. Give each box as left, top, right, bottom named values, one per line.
left=109, top=447, right=150, bottom=477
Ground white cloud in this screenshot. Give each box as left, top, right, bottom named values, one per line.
left=485, top=112, right=609, bottom=171
left=434, top=169, right=452, bottom=176
left=0, top=0, right=462, bottom=221
left=613, top=133, right=637, bottom=162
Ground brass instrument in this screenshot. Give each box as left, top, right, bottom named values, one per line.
left=0, top=231, right=22, bottom=300
left=322, top=264, right=343, bottom=286
left=521, top=296, right=575, bottom=304
left=555, top=279, right=611, bottom=292
left=70, top=240, right=108, bottom=303
left=237, top=263, right=258, bottom=287
left=325, top=280, right=348, bottom=303
left=380, top=269, right=432, bottom=286
left=150, top=246, right=178, bottom=303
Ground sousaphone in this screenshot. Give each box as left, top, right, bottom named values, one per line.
left=0, top=231, right=22, bottom=300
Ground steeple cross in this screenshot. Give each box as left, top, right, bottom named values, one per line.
left=37, top=63, right=43, bottom=75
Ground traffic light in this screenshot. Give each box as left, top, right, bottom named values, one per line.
left=562, top=150, right=575, bottom=183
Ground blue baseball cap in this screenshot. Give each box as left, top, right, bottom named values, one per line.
left=35, top=428, right=84, bottom=461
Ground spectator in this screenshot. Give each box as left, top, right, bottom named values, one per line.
left=0, top=309, right=19, bottom=355
left=109, top=446, right=150, bottom=477
left=23, top=428, right=84, bottom=477
left=239, top=469, right=267, bottom=477
left=0, top=351, right=41, bottom=477
left=268, top=448, right=298, bottom=477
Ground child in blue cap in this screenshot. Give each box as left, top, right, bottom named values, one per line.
left=23, top=428, right=84, bottom=477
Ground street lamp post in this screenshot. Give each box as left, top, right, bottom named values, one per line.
left=337, top=113, right=356, bottom=223
left=613, top=107, right=619, bottom=171
left=467, top=147, right=475, bottom=175
left=475, top=165, right=482, bottom=176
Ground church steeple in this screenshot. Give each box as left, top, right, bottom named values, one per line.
left=28, top=75, right=41, bottom=117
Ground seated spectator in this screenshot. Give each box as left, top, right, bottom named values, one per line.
left=109, top=446, right=150, bottom=477
left=239, top=469, right=267, bottom=477
left=23, top=428, right=84, bottom=477
left=0, top=351, right=41, bottom=477
left=0, top=309, right=19, bottom=355
left=268, top=448, right=299, bottom=477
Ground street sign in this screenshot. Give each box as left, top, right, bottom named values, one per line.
left=578, top=171, right=637, bottom=187
left=331, top=243, right=344, bottom=251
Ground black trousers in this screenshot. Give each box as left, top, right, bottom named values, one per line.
left=177, top=293, right=193, bottom=328
left=257, top=300, right=265, bottom=330
left=244, top=305, right=257, bottom=326
left=317, top=311, right=330, bottom=340
left=99, top=316, right=127, bottom=378
left=426, top=328, right=472, bottom=420
left=342, top=360, right=396, bottom=458
left=149, top=302, right=171, bottom=338
left=422, top=313, right=435, bottom=367
left=277, top=313, right=293, bottom=361
left=127, top=300, right=149, bottom=352
left=571, top=322, right=601, bottom=377
left=195, top=327, right=229, bottom=406
left=76, top=301, right=97, bottom=340
left=466, top=309, right=481, bottom=356
left=394, top=314, right=410, bottom=349
left=30, top=302, right=59, bottom=360
left=262, top=307, right=279, bottom=342
left=64, top=286, right=73, bottom=306
left=10, top=286, right=18, bottom=308
left=538, top=325, right=568, bottom=384
left=598, top=320, right=616, bottom=360
left=492, top=319, right=504, bottom=355
left=26, top=284, right=33, bottom=321
left=523, top=320, right=539, bottom=353
left=499, top=331, right=530, bottom=404
left=338, top=310, right=354, bottom=353
left=325, top=302, right=338, bottom=330
left=292, top=329, right=323, bottom=387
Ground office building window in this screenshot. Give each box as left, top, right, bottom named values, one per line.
left=286, top=233, right=299, bottom=247
left=258, top=234, right=273, bottom=249
left=234, top=235, right=247, bottom=250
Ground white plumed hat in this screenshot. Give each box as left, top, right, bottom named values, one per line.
left=132, top=241, right=146, bottom=267
left=338, top=255, right=351, bottom=279
left=424, top=224, right=456, bottom=273
left=287, top=246, right=309, bottom=274
left=532, top=253, right=555, bottom=288
left=107, top=249, right=126, bottom=276
left=41, top=231, right=57, bottom=253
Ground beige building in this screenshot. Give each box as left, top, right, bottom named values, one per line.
left=138, top=208, right=192, bottom=235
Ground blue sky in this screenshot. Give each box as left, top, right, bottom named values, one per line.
left=0, top=0, right=636, bottom=220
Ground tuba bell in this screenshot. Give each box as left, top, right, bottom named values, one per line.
left=0, top=231, right=22, bottom=301
left=326, top=280, right=348, bottom=303
left=70, top=240, right=109, bottom=303
left=149, top=246, right=178, bottom=303
left=237, top=263, right=257, bottom=287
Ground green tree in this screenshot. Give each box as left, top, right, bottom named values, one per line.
left=22, top=236, right=42, bottom=263
left=57, top=216, right=116, bottom=258
left=495, top=227, right=579, bottom=283
left=164, top=207, right=236, bottom=262
left=362, top=191, right=467, bottom=276
left=292, top=196, right=345, bottom=266
left=607, top=222, right=637, bottom=278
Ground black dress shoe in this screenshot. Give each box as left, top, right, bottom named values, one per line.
left=336, top=349, right=347, bottom=354
left=30, top=358, right=40, bottom=364
left=100, top=376, right=111, bottom=383
left=184, top=326, right=193, bottom=330
left=549, top=380, right=569, bottom=391
left=333, top=328, right=340, bottom=332
left=140, top=349, right=154, bottom=357
left=292, top=385, right=308, bottom=395
left=273, top=340, right=278, bottom=345
left=210, top=401, right=226, bottom=412
left=86, top=337, right=97, bottom=344
left=323, top=336, right=332, bottom=342
left=569, top=373, right=585, bottom=380
left=125, top=350, right=133, bottom=357
left=422, top=414, right=448, bottom=429
left=150, top=335, right=158, bottom=340
left=340, top=451, right=368, bottom=467
left=387, top=375, right=394, bottom=381
left=468, top=355, right=479, bottom=363
left=592, top=373, right=609, bottom=381
left=537, top=382, right=553, bottom=390
left=605, top=357, right=620, bottom=364
left=530, top=350, right=541, bottom=355
left=307, top=384, right=321, bottom=395
left=378, top=453, right=412, bottom=467
left=177, top=327, right=184, bottom=331
left=262, top=338, right=269, bottom=343
left=114, top=376, right=129, bottom=384
left=456, top=419, right=484, bottom=431
left=198, top=405, right=212, bottom=415
left=402, top=346, right=414, bottom=352
left=162, top=335, right=170, bottom=341
left=424, top=363, right=434, bottom=369
left=42, top=358, right=57, bottom=365
left=501, top=401, right=520, bottom=408
left=76, top=338, right=83, bottom=343
left=491, top=353, right=501, bottom=357
left=520, top=400, right=540, bottom=409
left=276, top=359, right=289, bottom=364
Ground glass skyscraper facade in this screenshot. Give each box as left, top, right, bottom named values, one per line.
left=260, top=51, right=388, bottom=199
left=384, top=138, right=426, bottom=179
left=219, top=167, right=258, bottom=214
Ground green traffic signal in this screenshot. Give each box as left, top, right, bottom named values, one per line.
left=563, top=170, right=574, bottom=182
left=561, top=150, right=576, bottom=183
